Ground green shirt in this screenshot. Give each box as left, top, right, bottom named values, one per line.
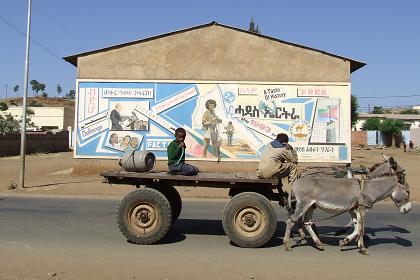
left=167, top=140, right=185, bottom=165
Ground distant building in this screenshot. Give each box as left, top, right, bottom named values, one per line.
left=355, top=112, right=420, bottom=131
left=2, top=106, right=75, bottom=130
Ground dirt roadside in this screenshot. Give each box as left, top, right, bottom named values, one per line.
left=1, top=148, right=419, bottom=200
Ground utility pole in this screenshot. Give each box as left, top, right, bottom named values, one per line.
left=5, top=84, right=7, bottom=99
left=19, top=0, right=32, bottom=189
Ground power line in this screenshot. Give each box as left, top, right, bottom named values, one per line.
left=357, top=94, right=420, bottom=99
left=32, top=2, right=91, bottom=48
left=0, top=15, right=62, bottom=60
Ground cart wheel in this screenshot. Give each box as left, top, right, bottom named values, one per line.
left=222, top=192, right=277, bottom=248
left=147, top=185, right=182, bottom=223
left=116, top=188, right=172, bottom=244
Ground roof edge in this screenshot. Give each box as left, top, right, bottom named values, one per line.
left=63, top=21, right=366, bottom=73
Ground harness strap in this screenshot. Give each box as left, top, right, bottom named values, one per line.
left=357, top=174, right=372, bottom=209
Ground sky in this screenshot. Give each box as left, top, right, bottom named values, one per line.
left=1, top=0, right=419, bottom=112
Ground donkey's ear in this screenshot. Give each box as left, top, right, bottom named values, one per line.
left=382, top=154, right=390, bottom=161
left=389, top=157, right=398, bottom=170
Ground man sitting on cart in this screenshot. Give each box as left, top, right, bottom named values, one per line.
left=167, top=128, right=199, bottom=176
left=256, top=133, right=298, bottom=205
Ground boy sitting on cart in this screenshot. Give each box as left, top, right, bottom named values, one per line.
left=167, top=128, right=199, bottom=176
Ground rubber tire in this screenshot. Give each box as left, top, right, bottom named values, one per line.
left=222, top=192, right=277, bottom=248
left=147, top=185, right=182, bottom=223
left=116, top=188, right=172, bottom=245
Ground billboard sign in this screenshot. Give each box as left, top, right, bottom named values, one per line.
left=75, top=80, right=351, bottom=162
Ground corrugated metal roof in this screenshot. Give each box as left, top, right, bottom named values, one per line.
left=63, top=21, right=366, bottom=73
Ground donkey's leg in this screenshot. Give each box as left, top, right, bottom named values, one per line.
left=357, top=207, right=369, bottom=255
left=303, top=207, right=324, bottom=250
left=283, top=219, right=295, bottom=251
left=339, top=211, right=360, bottom=247
left=284, top=200, right=307, bottom=251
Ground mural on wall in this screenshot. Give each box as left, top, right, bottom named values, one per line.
left=75, top=81, right=351, bottom=162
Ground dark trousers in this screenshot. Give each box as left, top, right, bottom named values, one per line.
left=168, top=163, right=199, bottom=176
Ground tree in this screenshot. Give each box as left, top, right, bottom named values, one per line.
left=29, top=80, right=46, bottom=96
left=361, top=117, right=381, bottom=131
left=379, top=119, right=405, bottom=147
left=42, top=92, right=48, bottom=99
left=30, top=80, right=38, bottom=97
left=67, top=89, right=76, bottom=99
left=0, top=113, right=20, bottom=133
left=14, top=85, right=19, bottom=95
left=37, top=83, right=46, bottom=96
left=248, top=18, right=261, bottom=34
left=0, top=101, right=8, bottom=111
left=29, top=99, right=43, bottom=107
left=372, top=106, right=385, bottom=114
left=351, top=95, right=359, bottom=129
left=25, top=108, right=35, bottom=128
left=57, top=84, right=62, bottom=96
left=379, top=119, right=405, bottom=135
left=400, top=108, right=419, bottom=115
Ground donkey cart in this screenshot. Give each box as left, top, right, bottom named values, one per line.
left=101, top=170, right=285, bottom=248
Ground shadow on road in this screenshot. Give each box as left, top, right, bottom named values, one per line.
left=314, top=225, right=413, bottom=248
left=161, top=219, right=289, bottom=247
left=153, top=219, right=413, bottom=249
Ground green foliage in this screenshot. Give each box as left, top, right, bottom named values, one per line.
left=30, top=79, right=38, bottom=96
left=29, top=99, right=43, bottom=107
left=42, top=92, right=48, bottom=99
left=351, top=95, right=359, bottom=128
left=29, top=80, right=46, bottom=96
left=0, top=107, right=35, bottom=133
left=0, top=113, right=20, bottom=133
left=372, top=106, right=385, bottom=114
left=0, top=102, right=9, bottom=111
left=400, top=109, right=419, bottom=115
left=379, top=119, right=405, bottom=135
left=248, top=18, right=261, bottom=34
left=67, top=89, right=76, bottom=99
left=57, top=84, right=62, bottom=96
left=13, top=85, right=19, bottom=93
left=361, top=117, right=381, bottom=130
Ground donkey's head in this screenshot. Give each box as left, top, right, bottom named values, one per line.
left=383, top=155, right=411, bottom=213
left=369, top=154, right=397, bottom=177
left=370, top=155, right=411, bottom=213
left=381, top=154, right=407, bottom=185
left=392, top=181, right=411, bottom=214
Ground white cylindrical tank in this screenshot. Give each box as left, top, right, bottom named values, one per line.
left=119, top=151, right=156, bottom=172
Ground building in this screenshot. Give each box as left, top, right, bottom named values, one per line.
left=63, top=21, right=365, bottom=173
left=355, top=113, right=420, bottom=131
left=2, top=106, right=75, bottom=131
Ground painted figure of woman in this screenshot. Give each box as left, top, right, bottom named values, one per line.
left=202, top=99, right=222, bottom=158
left=109, top=133, right=120, bottom=150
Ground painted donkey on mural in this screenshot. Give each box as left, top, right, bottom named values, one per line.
left=283, top=154, right=411, bottom=255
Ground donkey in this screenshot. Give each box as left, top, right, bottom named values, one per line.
left=283, top=155, right=411, bottom=255
left=334, top=155, right=407, bottom=236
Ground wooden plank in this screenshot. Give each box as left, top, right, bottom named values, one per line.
left=101, top=170, right=280, bottom=186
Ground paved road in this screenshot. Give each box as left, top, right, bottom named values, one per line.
left=0, top=195, right=418, bottom=280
